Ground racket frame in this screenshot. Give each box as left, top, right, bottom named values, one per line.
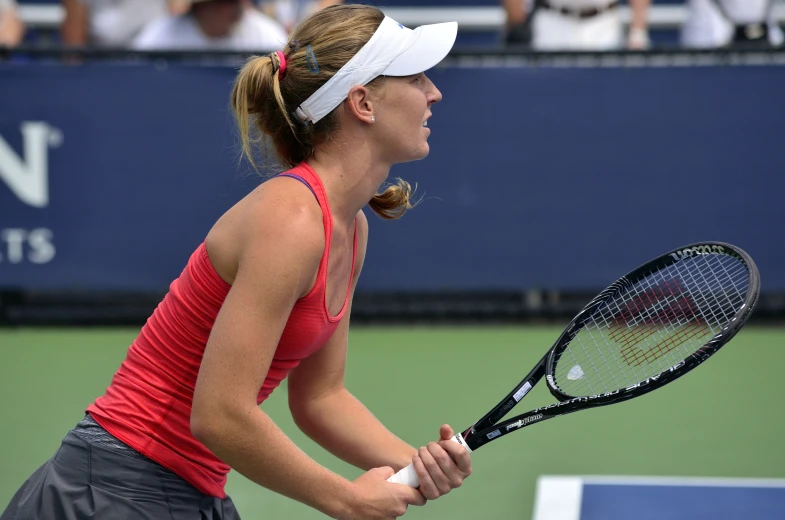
left=461, top=241, right=760, bottom=451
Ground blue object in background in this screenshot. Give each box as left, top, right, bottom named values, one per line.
left=1, top=62, right=784, bottom=293
left=533, top=476, right=785, bottom=520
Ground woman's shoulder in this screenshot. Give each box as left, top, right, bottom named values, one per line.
left=244, top=174, right=325, bottom=242
left=206, top=174, right=325, bottom=281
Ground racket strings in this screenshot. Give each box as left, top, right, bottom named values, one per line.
left=596, top=255, right=746, bottom=380
left=564, top=254, right=748, bottom=392
left=553, top=253, right=750, bottom=397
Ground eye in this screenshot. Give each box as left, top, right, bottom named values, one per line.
left=411, top=74, right=423, bottom=84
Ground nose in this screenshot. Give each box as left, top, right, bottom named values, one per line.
left=424, top=74, right=442, bottom=105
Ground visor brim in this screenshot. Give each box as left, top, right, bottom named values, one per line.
left=381, top=21, right=458, bottom=77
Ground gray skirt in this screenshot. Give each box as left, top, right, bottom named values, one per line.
left=1, top=416, right=240, bottom=520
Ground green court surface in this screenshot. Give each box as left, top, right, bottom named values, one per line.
left=1, top=326, right=783, bottom=519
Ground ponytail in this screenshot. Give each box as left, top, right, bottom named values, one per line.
left=368, top=178, right=418, bottom=220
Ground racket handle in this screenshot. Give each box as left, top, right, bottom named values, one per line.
left=386, top=433, right=472, bottom=488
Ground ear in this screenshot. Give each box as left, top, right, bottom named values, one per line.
left=345, top=85, right=375, bottom=125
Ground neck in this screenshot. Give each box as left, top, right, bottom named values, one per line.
left=307, top=127, right=390, bottom=226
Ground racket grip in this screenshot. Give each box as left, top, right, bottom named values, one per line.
left=386, top=433, right=472, bottom=488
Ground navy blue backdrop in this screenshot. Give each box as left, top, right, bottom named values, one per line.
left=1, top=62, right=783, bottom=293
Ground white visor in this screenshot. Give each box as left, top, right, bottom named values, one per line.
left=294, top=16, right=458, bottom=124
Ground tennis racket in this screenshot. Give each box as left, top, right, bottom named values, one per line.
left=388, top=241, right=760, bottom=487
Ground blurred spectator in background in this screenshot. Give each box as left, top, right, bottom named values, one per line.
left=61, top=0, right=172, bottom=47
left=0, top=0, right=24, bottom=47
left=132, top=0, right=287, bottom=51
left=502, top=0, right=535, bottom=46
left=259, top=0, right=343, bottom=33
left=503, top=0, right=651, bottom=50
left=681, top=0, right=784, bottom=49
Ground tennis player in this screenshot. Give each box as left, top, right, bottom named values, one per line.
left=1, top=5, right=469, bottom=520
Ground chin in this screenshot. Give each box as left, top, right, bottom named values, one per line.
left=413, top=143, right=431, bottom=161
left=401, top=152, right=430, bottom=164
left=391, top=143, right=430, bottom=165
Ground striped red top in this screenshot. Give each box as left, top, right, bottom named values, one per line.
left=87, top=163, right=357, bottom=498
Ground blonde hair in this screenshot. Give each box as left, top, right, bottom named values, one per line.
left=230, top=4, right=416, bottom=220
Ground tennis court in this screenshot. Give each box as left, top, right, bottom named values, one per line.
left=2, top=325, right=783, bottom=519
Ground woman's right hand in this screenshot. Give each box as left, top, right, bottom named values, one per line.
left=343, top=467, right=426, bottom=519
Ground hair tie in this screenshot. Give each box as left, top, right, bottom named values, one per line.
left=273, top=51, right=287, bottom=79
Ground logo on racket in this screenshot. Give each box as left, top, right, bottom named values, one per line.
left=567, top=365, right=584, bottom=380
left=505, top=414, right=543, bottom=431
left=670, top=245, right=725, bottom=261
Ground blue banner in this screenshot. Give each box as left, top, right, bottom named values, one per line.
left=1, top=62, right=784, bottom=292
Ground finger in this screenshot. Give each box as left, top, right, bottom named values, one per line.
left=438, top=439, right=473, bottom=474
left=412, top=452, right=439, bottom=500
left=439, top=424, right=454, bottom=441
left=419, top=444, right=452, bottom=495
left=427, top=441, right=465, bottom=488
left=374, top=466, right=395, bottom=479
left=397, top=485, right=427, bottom=507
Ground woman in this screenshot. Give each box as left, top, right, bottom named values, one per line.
left=1, top=5, right=469, bottom=520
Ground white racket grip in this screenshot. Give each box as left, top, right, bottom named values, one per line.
left=386, top=433, right=473, bottom=488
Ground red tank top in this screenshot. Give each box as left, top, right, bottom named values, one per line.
left=86, top=163, right=357, bottom=498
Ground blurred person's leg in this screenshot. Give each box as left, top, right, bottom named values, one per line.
left=0, top=3, right=24, bottom=47
left=626, top=0, right=650, bottom=49
left=60, top=0, right=89, bottom=47
left=503, top=0, right=532, bottom=45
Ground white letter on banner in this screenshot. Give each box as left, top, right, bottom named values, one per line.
left=0, top=122, right=54, bottom=208
left=1, top=229, right=27, bottom=263
left=28, top=228, right=56, bottom=264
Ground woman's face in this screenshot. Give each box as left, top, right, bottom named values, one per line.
left=371, top=72, right=443, bottom=164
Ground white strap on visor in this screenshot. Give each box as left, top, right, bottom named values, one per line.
left=294, top=16, right=456, bottom=124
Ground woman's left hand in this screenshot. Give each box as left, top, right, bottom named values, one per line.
left=411, top=424, right=472, bottom=500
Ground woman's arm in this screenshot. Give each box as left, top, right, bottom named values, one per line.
left=288, top=210, right=472, bottom=500
left=291, top=386, right=416, bottom=472
left=288, top=211, right=416, bottom=472
left=193, top=195, right=423, bottom=519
